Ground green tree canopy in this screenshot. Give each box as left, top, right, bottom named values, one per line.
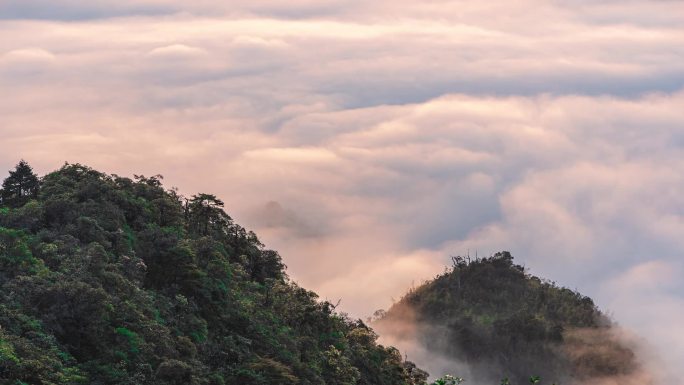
left=0, top=162, right=425, bottom=385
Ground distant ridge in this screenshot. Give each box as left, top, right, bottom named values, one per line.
left=375, top=252, right=650, bottom=385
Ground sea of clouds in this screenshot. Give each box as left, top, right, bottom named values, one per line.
left=1, top=0, right=684, bottom=382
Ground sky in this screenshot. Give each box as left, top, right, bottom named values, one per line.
left=1, top=0, right=684, bottom=381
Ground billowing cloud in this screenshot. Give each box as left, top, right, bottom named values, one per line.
left=1, top=1, right=684, bottom=382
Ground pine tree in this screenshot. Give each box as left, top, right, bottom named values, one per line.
left=0, top=160, right=40, bottom=208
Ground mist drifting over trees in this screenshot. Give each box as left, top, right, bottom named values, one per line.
left=375, top=253, right=655, bottom=385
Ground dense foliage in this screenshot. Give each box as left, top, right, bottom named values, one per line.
left=376, top=253, right=639, bottom=385
left=0, top=161, right=427, bottom=385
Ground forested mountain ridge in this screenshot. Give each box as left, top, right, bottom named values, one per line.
left=0, top=161, right=428, bottom=385
left=374, top=253, right=645, bottom=385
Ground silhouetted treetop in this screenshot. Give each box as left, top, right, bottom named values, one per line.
left=0, top=160, right=39, bottom=208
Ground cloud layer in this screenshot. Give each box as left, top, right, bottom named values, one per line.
left=1, top=1, right=683, bottom=382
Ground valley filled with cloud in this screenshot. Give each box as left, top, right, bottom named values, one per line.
left=2, top=0, right=683, bottom=381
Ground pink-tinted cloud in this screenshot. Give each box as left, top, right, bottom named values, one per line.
left=1, top=1, right=684, bottom=382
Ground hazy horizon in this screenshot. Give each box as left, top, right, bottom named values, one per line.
left=2, top=1, right=684, bottom=382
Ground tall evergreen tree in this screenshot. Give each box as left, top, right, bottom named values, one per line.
left=186, top=193, right=230, bottom=236
left=0, top=160, right=40, bottom=208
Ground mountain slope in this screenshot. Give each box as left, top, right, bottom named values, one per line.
left=374, top=253, right=647, bottom=385
left=0, top=162, right=426, bottom=385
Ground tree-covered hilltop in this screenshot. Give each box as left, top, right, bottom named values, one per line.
left=375, top=253, right=642, bottom=385
left=0, top=161, right=428, bottom=385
